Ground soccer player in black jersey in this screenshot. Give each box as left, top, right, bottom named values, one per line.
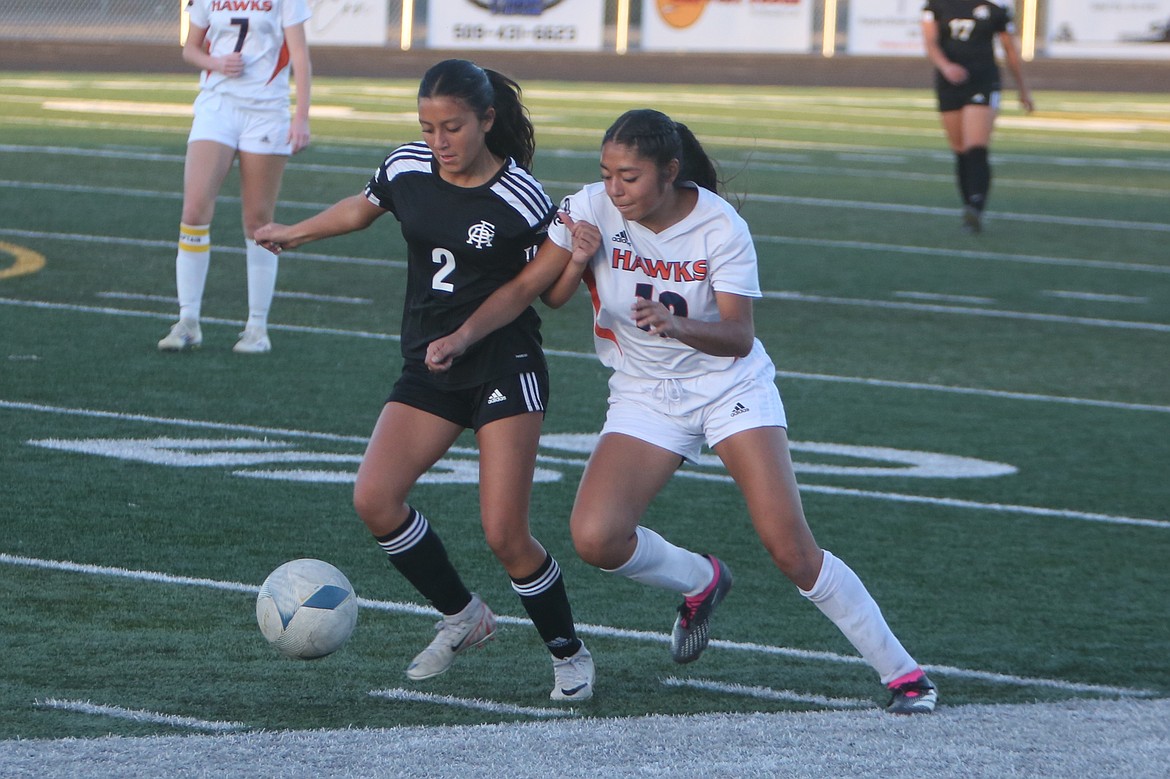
left=254, top=59, right=593, bottom=701
left=922, top=0, right=1033, bottom=233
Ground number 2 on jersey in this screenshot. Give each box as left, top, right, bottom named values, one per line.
left=432, top=248, right=456, bottom=293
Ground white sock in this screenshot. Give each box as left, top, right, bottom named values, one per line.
left=245, top=239, right=278, bottom=331
left=175, top=223, right=210, bottom=322
left=800, top=549, right=918, bottom=685
left=605, top=526, right=714, bottom=596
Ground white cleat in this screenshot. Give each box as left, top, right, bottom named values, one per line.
left=406, top=594, right=497, bottom=681
left=232, top=326, right=271, bottom=354
left=550, top=643, right=594, bottom=702
left=158, top=319, right=202, bottom=351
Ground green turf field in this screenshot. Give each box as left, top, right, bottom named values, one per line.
left=1, top=73, right=1167, bottom=738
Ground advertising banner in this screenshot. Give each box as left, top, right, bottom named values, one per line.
left=641, top=0, right=813, bottom=53
left=428, top=0, right=605, bottom=51
left=1047, top=0, right=1170, bottom=59
left=846, top=0, right=924, bottom=56
left=304, top=0, right=389, bottom=46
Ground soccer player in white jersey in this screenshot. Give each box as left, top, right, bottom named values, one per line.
left=255, top=60, right=593, bottom=702
left=427, top=108, right=937, bottom=714
left=158, top=0, right=313, bottom=354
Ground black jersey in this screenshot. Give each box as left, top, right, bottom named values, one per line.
left=923, top=0, right=1013, bottom=80
left=364, top=141, right=556, bottom=388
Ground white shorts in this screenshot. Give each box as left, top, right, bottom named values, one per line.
left=188, top=91, right=291, bottom=156
left=600, top=340, right=787, bottom=462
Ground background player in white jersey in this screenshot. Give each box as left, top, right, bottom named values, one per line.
left=922, top=0, right=1033, bottom=233
left=158, top=0, right=312, bottom=354
left=427, top=108, right=937, bottom=714
left=254, top=60, right=593, bottom=702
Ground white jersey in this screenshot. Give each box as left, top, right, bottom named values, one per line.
left=187, top=0, right=310, bottom=109
left=549, top=182, right=763, bottom=380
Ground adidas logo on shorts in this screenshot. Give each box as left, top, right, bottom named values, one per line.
left=730, top=402, right=749, bottom=417
left=487, top=389, right=507, bottom=405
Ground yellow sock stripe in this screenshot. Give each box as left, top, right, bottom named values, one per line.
left=178, top=224, right=211, bottom=252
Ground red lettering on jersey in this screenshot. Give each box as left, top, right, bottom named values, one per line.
left=610, top=247, right=708, bottom=282
left=211, top=0, right=273, bottom=11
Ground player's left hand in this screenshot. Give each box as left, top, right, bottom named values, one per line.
left=426, top=332, right=468, bottom=373
left=288, top=118, right=311, bottom=155
left=631, top=298, right=674, bottom=337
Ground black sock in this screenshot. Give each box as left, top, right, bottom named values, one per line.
left=375, top=507, right=471, bottom=615
left=954, top=152, right=971, bottom=205
left=964, top=146, right=991, bottom=211
left=512, top=554, right=581, bottom=659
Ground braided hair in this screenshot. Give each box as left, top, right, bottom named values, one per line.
left=418, top=59, right=537, bottom=170
left=601, top=108, right=719, bottom=194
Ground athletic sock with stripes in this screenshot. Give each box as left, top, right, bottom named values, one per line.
left=175, top=223, right=210, bottom=322
left=512, top=553, right=582, bottom=659
left=375, top=507, right=472, bottom=616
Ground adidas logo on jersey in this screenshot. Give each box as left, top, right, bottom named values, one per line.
left=487, top=389, right=507, bottom=405
left=730, top=402, right=749, bottom=417
left=611, top=230, right=631, bottom=245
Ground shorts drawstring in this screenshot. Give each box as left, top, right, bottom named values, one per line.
left=651, top=378, right=684, bottom=406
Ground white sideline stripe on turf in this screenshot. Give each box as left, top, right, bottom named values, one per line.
left=761, top=290, right=1170, bottom=333
left=34, top=698, right=247, bottom=732
left=661, top=677, right=871, bottom=709
left=367, top=689, right=574, bottom=719
left=1, top=552, right=1156, bottom=699
left=756, top=234, right=1170, bottom=275
left=5, top=220, right=1168, bottom=276
left=5, top=299, right=1169, bottom=417
left=2, top=397, right=1167, bottom=527
left=674, top=469, right=1170, bottom=529
left=0, top=227, right=407, bottom=269
left=98, top=290, right=374, bottom=306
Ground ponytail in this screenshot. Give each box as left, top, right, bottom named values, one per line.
left=417, top=59, right=536, bottom=170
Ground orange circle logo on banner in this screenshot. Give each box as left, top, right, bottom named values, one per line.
left=657, top=0, right=709, bottom=29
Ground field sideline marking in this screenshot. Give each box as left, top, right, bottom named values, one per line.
left=0, top=552, right=1154, bottom=699
left=6, top=220, right=1168, bottom=277
left=367, top=689, right=575, bottom=719
left=3, top=297, right=1169, bottom=418
left=3, top=146, right=1170, bottom=231
left=33, top=698, right=247, bottom=732
left=661, top=678, right=871, bottom=709
left=2, top=397, right=1167, bottom=527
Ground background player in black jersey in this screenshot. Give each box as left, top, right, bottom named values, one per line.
left=253, top=59, right=593, bottom=702
left=922, top=0, right=1033, bottom=233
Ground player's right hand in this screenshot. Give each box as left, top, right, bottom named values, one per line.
left=558, top=212, right=600, bottom=266
left=220, top=52, right=244, bottom=78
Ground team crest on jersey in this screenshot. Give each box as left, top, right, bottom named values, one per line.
left=466, top=220, right=496, bottom=249
left=974, top=5, right=991, bottom=19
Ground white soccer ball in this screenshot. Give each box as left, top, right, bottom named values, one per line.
left=256, top=558, right=358, bottom=660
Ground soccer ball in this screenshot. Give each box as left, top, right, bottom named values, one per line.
left=256, top=558, right=358, bottom=660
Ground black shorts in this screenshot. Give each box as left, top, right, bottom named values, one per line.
left=387, top=369, right=549, bottom=432
left=935, top=71, right=1002, bottom=112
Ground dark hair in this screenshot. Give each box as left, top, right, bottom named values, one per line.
left=602, top=109, right=719, bottom=194
left=418, top=59, right=536, bottom=170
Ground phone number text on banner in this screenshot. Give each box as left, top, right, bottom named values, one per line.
left=428, top=0, right=605, bottom=51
